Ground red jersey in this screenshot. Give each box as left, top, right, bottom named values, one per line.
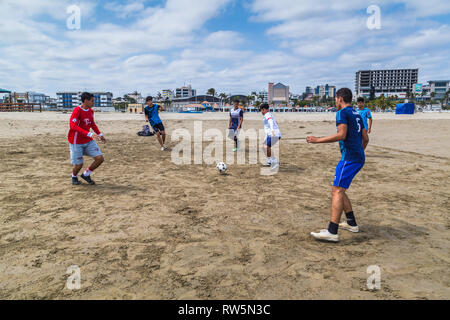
left=68, top=106, right=101, bottom=145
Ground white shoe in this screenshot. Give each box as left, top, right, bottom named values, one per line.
left=339, top=221, right=360, bottom=233
left=263, top=161, right=271, bottom=167
left=161, top=147, right=166, bottom=151
left=270, top=159, right=279, bottom=171
left=311, top=229, right=339, bottom=242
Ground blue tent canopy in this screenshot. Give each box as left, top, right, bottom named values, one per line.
left=396, top=103, right=415, bottom=115
left=0, top=88, right=11, bottom=93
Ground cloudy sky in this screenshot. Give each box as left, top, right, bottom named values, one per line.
left=1, top=0, right=449, bottom=97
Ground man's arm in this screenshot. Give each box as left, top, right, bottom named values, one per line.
left=307, top=124, right=348, bottom=144
left=159, top=104, right=165, bottom=112
left=368, top=118, right=373, bottom=134
left=144, top=107, right=149, bottom=122
left=90, top=120, right=105, bottom=142
left=362, top=128, right=369, bottom=150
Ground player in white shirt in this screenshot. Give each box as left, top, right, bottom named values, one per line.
left=260, top=104, right=282, bottom=169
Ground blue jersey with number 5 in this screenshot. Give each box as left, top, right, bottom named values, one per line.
left=336, top=106, right=365, bottom=164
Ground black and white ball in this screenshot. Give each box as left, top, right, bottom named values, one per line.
left=216, top=162, right=227, bottom=174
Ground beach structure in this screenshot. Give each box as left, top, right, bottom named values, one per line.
left=57, top=92, right=113, bottom=109
left=355, top=68, right=419, bottom=99
left=170, top=94, right=222, bottom=112
left=268, top=82, right=290, bottom=106
left=396, top=103, right=415, bottom=114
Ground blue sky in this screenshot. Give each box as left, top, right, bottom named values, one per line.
left=1, top=0, right=449, bottom=97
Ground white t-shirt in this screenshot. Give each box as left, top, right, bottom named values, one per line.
left=264, top=112, right=281, bottom=137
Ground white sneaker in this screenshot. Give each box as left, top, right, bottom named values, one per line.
left=161, top=147, right=166, bottom=151
left=270, top=159, right=279, bottom=171
left=339, top=221, right=360, bottom=233
left=311, top=229, right=339, bottom=242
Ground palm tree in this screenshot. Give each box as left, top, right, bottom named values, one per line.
left=207, top=88, right=216, bottom=97
left=247, top=94, right=255, bottom=106
left=218, top=93, right=228, bottom=106
left=444, top=90, right=450, bottom=108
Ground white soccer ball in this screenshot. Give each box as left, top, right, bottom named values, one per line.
left=216, top=162, right=227, bottom=174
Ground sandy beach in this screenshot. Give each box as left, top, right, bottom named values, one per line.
left=0, top=111, right=449, bottom=299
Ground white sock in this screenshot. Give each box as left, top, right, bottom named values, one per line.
left=72, top=174, right=78, bottom=178
left=83, top=168, right=92, bottom=176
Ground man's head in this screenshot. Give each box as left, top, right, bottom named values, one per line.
left=81, top=92, right=94, bottom=108
left=233, top=100, right=240, bottom=108
left=146, top=96, right=153, bottom=105
left=357, top=97, right=365, bottom=109
left=335, top=88, right=353, bottom=110
left=259, top=103, right=270, bottom=115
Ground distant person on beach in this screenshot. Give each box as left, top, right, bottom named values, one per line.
left=307, top=88, right=369, bottom=243
left=228, top=100, right=244, bottom=152
left=68, top=92, right=106, bottom=186
left=357, top=97, right=373, bottom=134
left=144, top=96, right=167, bottom=151
left=260, top=103, right=281, bottom=170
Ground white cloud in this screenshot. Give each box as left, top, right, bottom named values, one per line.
left=0, top=0, right=449, bottom=96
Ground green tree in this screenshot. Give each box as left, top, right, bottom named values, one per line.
left=207, top=88, right=216, bottom=97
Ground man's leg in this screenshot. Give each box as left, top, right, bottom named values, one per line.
left=266, top=145, right=272, bottom=158
left=89, top=155, right=104, bottom=171
left=342, top=193, right=353, bottom=214
left=161, top=130, right=166, bottom=145
left=342, top=193, right=358, bottom=228
left=329, top=186, right=346, bottom=234
left=155, top=132, right=164, bottom=148
left=72, top=164, right=83, bottom=176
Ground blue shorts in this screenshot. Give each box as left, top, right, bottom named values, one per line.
left=70, top=141, right=103, bottom=165
left=264, top=136, right=281, bottom=148
left=333, top=161, right=364, bottom=189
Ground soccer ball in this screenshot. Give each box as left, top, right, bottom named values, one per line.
left=216, top=162, right=227, bottom=174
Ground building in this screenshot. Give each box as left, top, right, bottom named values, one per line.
left=162, top=89, right=174, bottom=100
left=268, top=83, right=290, bottom=105
left=93, top=92, right=113, bottom=108
left=258, top=91, right=268, bottom=103
left=175, top=85, right=197, bottom=98
left=314, top=84, right=336, bottom=99
left=28, top=92, right=50, bottom=104
left=126, top=92, right=144, bottom=104
left=57, top=92, right=113, bottom=108
left=355, top=68, right=419, bottom=99
left=428, top=80, right=450, bottom=100
left=171, top=95, right=222, bottom=111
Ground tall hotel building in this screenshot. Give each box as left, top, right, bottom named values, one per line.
left=355, top=69, right=419, bottom=98
left=57, top=92, right=113, bottom=108
left=268, top=82, right=290, bottom=105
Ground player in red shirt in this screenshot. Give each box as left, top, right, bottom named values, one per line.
left=68, top=92, right=106, bottom=185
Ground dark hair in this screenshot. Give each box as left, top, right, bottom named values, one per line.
left=81, top=92, right=94, bottom=103
left=233, top=100, right=240, bottom=104
left=357, top=97, right=365, bottom=103
left=146, top=96, right=153, bottom=102
left=259, top=103, right=270, bottom=111
left=336, top=88, right=353, bottom=103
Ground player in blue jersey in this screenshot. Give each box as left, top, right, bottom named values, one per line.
left=357, top=97, right=373, bottom=134
left=144, top=96, right=167, bottom=151
left=228, top=100, right=244, bottom=152
left=307, top=88, right=369, bottom=242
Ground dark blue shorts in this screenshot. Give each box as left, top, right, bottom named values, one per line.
left=151, top=122, right=165, bottom=133
left=333, top=161, right=364, bottom=189
left=264, top=136, right=281, bottom=148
